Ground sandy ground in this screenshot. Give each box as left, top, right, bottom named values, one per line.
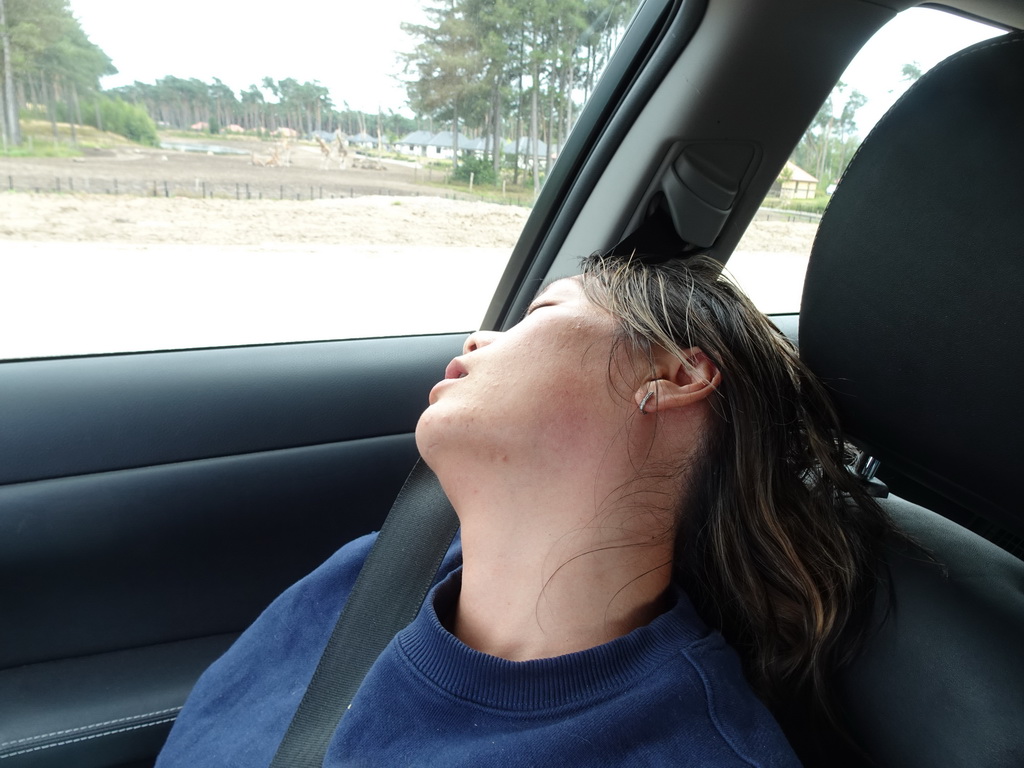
left=0, top=137, right=448, bottom=200
left=0, top=193, right=532, bottom=247
left=0, top=141, right=817, bottom=358
left=0, top=140, right=815, bottom=250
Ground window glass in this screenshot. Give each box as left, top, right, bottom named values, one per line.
left=0, top=0, right=641, bottom=359
left=727, top=8, right=1002, bottom=314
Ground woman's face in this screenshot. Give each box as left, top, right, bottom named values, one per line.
left=415, top=277, right=636, bottom=471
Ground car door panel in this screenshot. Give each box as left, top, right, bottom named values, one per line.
left=0, top=333, right=464, bottom=767
left=3, top=633, right=236, bottom=768
left=1, top=435, right=419, bottom=665
left=0, top=336, right=462, bottom=484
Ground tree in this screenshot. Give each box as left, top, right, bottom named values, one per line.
left=240, top=84, right=266, bottom=131
left=0, top=0, right=18, bottom=146
left=400, top=0, right=631, bottom=184
left=463, top=0, right=519, bottom=175
left=208, top=77, right=237, bottom=131
left=0, top=0, right=113, bottom=147
left=578, top=0, right=631, bottom=101
left=901, top=61, right=923, bottom=83
left=402, top=1, right=486, bottom=170
left=792, top=82, right=868, bottom=191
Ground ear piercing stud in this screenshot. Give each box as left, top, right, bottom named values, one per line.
left=639, top=390, right=655, bottom=415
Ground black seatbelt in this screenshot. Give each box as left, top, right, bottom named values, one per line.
left=268, top=458, right=459, bottom=768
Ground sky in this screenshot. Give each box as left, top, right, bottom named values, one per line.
left=68, top=1, right=1001, bottom=128
left=68, top=0, right=430, bottom=115
left=839, top=8, right=1001, bottom=135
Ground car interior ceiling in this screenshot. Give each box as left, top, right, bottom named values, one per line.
left=1, top=0, right=1022, bottom=767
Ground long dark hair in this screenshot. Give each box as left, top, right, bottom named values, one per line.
left=580, top=251, right=894, bottom=729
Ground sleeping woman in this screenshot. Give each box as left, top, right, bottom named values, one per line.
left=157, top=252, right=893, bottom=766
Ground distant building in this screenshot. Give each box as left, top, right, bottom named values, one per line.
left=397, top=130, right=435, bottom=156
left=397, top=131, right=553, bottom=167
left=777, top=161, right=818, bottom=199
left=348, top=132, right=379, bottom=148
left=396, top=130, right=473, bottom=159
left=424, top=131, right=474, bottom=159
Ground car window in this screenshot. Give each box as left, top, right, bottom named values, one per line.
left=726, top=7, right=1002, bottom=314
left=0, top=0, right=642, bottom=360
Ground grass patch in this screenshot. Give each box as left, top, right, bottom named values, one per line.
left=2, top=120, right=140, bottom=157
left=1, top=143, right=80, bottom=158
left=419, top=176, right=535, bottom=207
left=761, top=195, right=831, bottom=214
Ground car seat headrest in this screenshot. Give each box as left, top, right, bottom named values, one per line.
left=799, top=33, right=1024, bottom=532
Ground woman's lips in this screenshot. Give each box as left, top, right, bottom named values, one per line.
left=444, top=358, right=468, bottom=380
left=429, top=359, right=468, bottom=403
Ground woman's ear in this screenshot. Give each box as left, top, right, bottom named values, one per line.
left=634, top=347, right=721, bottom=414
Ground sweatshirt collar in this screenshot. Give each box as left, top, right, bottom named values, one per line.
left=395, top=568, right=708, bottom=712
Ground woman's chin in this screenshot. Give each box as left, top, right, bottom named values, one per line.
left=414, top=408, right=449, bottom=465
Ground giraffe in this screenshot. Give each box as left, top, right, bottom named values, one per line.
left=315, top=135, right=333, bottom=170
left=250, top=146, right=282, bottom=167
left=334, top=129, right=349, bottom=169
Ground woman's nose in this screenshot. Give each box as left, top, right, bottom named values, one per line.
left=463, top=330, right=499, bottom=354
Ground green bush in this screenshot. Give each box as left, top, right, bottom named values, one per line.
left=106, top=99, right=159, bottom=146
left=78, top=97, right=159, bottom=146
left=20, top=104, right=47, bottom=120
left=522, top=170, right=547, bottom=189
left=784, top=196, right=830, bottom=214
left=760, top=195, right=830, bottom=214
left=16, top=99, right=156, bottom=149
left=1, top=142, right=80, bottom=158
left=453, top=155, right=497, bottom=185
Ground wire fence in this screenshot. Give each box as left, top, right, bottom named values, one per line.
left=754, top=207, right=823, bottom=223
left=3, top=174, right=813, bottom=215
left=0, top=173, right=524, bottom=204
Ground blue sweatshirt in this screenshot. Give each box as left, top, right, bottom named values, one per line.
left=157, top=533, right=801, bottom=767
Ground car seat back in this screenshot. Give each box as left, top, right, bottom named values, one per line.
left=798, top=32, right=1024, bottom=768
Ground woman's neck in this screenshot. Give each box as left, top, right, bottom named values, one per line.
left=448, top=483, right=676, bottom=661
